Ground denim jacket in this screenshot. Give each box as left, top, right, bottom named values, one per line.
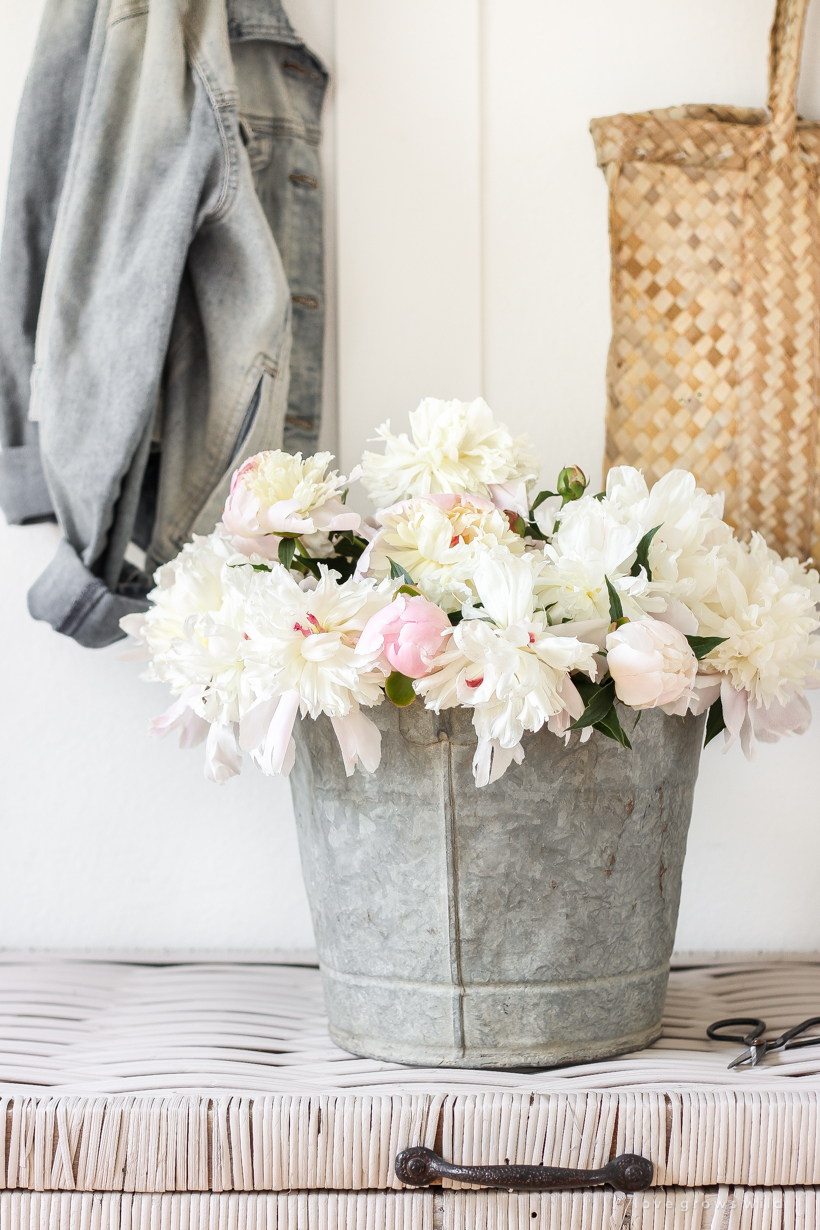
left=0, top=0, right=327, bottom=647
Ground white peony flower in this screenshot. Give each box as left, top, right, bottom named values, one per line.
left=682, top=672, right=815, bottom=759
left=160, top=560, right=260, bottom=728
left=358, top=493, right=526, bottom=613
left=360, top=398, right=537, bottom=512
left=222, top=450, right=361, bottom=559
left=239, top=565, right=395, bottom=776
left=415, top=551, right=598, bottom=784
left=121, top=531, right=248, bottom=708
left=119, top=532, right=265, bottom=783
left=121, top=531, right=233, bottom=681
left=535, top=495, right=665, bottom=623
left=603, top=467, right=730, bottom=621
left=688, top=533, right=820, bottom=709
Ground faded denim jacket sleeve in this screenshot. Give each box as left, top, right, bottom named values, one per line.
left=23, top=0, right=303, bottom=648
left=0, top=0, right=97, bottom=526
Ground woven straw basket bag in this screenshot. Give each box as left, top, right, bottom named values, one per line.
left=591, top=0, right=820, bottom=560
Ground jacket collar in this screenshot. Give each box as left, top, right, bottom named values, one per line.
left=226, top=0, right=301, bottom=44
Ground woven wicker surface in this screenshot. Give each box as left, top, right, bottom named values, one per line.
left=0, top=961, right=818, bottom=1197
left=591, top=0, right=820, bottom=561
left=1, top=1188, right=818, bottom=1230
left=2, top=960, right=817, bottom=1095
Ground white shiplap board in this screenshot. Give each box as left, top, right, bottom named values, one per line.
left=0, top=0, right=819, bottom=951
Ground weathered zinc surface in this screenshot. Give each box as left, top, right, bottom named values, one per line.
left=289, top=702, right=705, bottom=1068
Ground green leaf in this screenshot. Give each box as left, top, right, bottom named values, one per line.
left=388, top=557, right=415, bottom=585
left=278, top=537, right=296, bottom=570
left=686, top=634, right=728, bottom=661
left=593, top=491, right=606, bottom=501
left=571, top=673, right=599, bottom=703
left=397, top=583, right=421, bottom=597
left=593, top=704, right=633, bottom=749
left=605, top=576, right=624, bottom=623
left=569, top=676, right=616, bottom=730
left=297, top=555, right=322, bottom=579
left=229, top=562, right=272, bottom=573
left=448, top=610, right=463, bottom=626
left=704, top=696, right=726, bottom=747
left=531, top=489, right=558, bottom=513
left=385, top=671, right=416, bottom=707
left=631, top=525, right=661, bottom=581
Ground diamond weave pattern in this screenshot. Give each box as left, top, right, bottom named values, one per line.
left=592, top=105, right=820, bottom=560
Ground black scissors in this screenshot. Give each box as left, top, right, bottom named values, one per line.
left=707, top=1016, right=820, bottom=1068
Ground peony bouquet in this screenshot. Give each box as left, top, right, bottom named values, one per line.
left=121, top=398, right=820, bottom=786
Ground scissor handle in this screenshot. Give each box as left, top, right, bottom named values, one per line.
left=707, top=1018, right=766, bottom=1046
left=772, top=1016, right=820, bottom=1049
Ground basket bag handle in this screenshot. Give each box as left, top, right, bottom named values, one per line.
left=768, top=0, right=811, bottom=143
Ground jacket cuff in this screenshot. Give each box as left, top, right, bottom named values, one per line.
left=28, top=537, right=149, bottom=648
left=0, top=443, right=55, bottom=523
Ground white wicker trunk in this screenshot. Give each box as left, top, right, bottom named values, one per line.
left=0, top=959, right=818, bottom=1229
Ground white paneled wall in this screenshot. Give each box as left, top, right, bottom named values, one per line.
left=0, top=0, right=818, bottom=953
left=335, top=0, right=483, bottom=478
left=334, top=0, right=820, bottom=954
left=0, top=0, right=325, bottom=952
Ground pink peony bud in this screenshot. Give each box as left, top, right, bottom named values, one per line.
left=356, top=594, right=451, bottom=679
left=605, top=617, right=697, bottom=711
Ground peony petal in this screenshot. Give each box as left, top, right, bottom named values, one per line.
left=355, top=596, right=405, bottom=658
left=228, top=531, right=282, bottom=559
left=720, top=680, right=750, bottom=755
left=203, top=722, right=243, bottom=784
left=222, top=483, right=262, bottom=537
left=533, top=494, right=563, bottom=537
left=148, top=686, right=206, bottom=745
left=488, top=480, right=529, bottom=519
left=548, top=617, right=609, bottom=650
left=557, top=673, right=585, bottom=721
left=239, top=694, right=278, bottom=753
left=472, top=738, right=493, bottom=787
left=750, top=692, right=812, bottom=742
left=686, top=674, right=722, bottom=715
left=472, top=737, right=525, bottom=786
left=259, top=690, right=301, bottom=776
left=230, top=456, right=256, bottom=495
left=611, top=671, right=664, bottom=708
left=353, top=537, right=376, bottom=579
left=119, top=612, right=148, bottom=640
left=265, top=509, right=315, bottom=535
left=116, top=644, right=153, bottom=662
left=311, top=497, right=362, bottom=533
left=655, top=599, right=699, bottom=635
left=178, top=711, right=210, bottom=749
left=330, top=710, right=382, bottom=776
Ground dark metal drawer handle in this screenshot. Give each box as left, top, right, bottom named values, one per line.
left=395, top=1147, right=654, bottom=1192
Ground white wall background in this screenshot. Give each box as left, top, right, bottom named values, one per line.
left=1, top=0, right=819, bottom=955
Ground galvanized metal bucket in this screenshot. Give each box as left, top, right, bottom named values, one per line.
left=289, top=701, right=705, bottom=1068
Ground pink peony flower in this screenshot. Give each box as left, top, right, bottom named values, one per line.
left=222, top=450, right=361, bottom=557
left=605, top=617, right=697, bottom=711
left=356, top=593, right=451, bottom=678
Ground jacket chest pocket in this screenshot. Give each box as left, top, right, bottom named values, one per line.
left=239, top=115, right=274, bottom=176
